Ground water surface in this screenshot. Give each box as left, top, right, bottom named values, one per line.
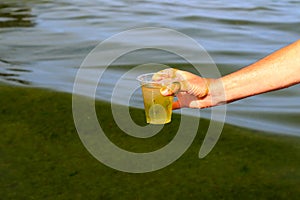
left=0, top=0, right=299, bottom=135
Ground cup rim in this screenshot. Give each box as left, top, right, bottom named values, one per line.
left=136, top=72, right=171, bottom=84
left=136, top=72, right=152, bottom=81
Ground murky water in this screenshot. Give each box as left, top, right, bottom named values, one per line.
left=1, top=0, right=300, bottom=135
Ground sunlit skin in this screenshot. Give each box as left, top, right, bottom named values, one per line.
left=154, top=40, right=300, bottom=109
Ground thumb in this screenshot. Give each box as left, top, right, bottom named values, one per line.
left=160, top=82, right=181, bottom=96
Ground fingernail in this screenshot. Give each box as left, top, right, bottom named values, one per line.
left=160, top=88, right=172, bottom=96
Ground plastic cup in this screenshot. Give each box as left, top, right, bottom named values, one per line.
left=137, top=73, right=174, bottom=124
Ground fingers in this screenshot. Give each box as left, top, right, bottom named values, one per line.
left=172, top=101, right=181, bottom=110
left=152, top=68, right=178, bottom=81
left=160, top=82, right=181, bottom=96
left=172, top=99, right=209, bottom=109
left=152, top=68, right=182, bottom=96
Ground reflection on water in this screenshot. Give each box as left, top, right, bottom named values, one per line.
left=0, top=59, right=32, bottom=86
left=0, top=2, right=35, bottom=85
left=0, top=0, right=299, bottom=135
left=0, top=3, right=35, bottom=28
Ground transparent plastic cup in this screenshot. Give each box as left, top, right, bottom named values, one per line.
left=137, top=73, right=174, bottom=124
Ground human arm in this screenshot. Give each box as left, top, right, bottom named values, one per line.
left=154, top=39, right=300, bottom=109
left=221, top=39, right=300, bottom=104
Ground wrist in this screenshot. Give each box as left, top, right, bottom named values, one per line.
left=206, top=78, right=227, bottom=107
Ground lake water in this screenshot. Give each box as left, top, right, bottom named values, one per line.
left=1, top=0, right=300, bottom=136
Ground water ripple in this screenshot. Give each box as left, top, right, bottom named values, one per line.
left=0, top=2, right=36, bottom=28
left=0, top=0, right=299, bottom=135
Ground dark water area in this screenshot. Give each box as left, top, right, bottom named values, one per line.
left=0, top=0, right=300, bottom=136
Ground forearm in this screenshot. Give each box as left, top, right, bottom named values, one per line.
left=219, top=40, right=300, bottom=103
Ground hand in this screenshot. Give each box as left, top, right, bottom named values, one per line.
left=153, top=40, right=300, bottom=109
left=153, top=68, right=219, bottom=109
